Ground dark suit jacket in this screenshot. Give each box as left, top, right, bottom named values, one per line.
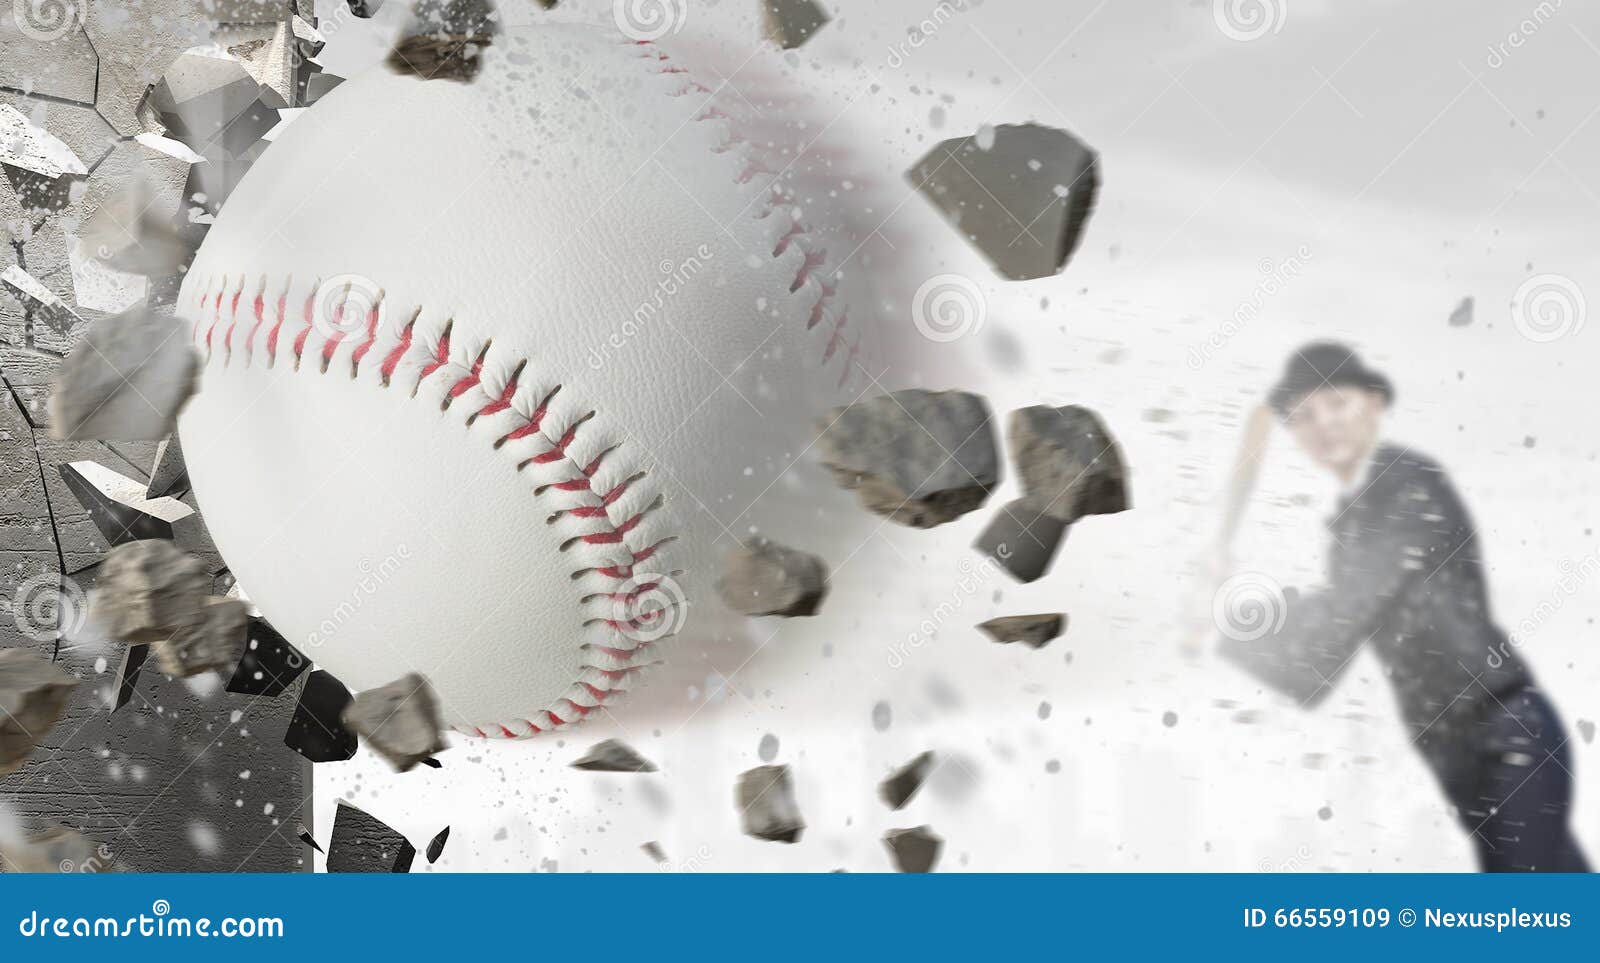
left=1218, top=443, right=1532, bottom=797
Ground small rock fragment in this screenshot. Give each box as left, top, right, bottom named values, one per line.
left=146, top=436, right=190, bottom=499
left=296, top=824, right=323, bottom=854
left=571, top=738, right=657, bottom=773
left=0, top=103, right=88, bottom=180
left=872, top=700, right=892, bottom=731
left=388, top=0, right=498, bottom=83
left=78, top=176, right=193, bottom=278
left=426, top=827, right=450, bottom=864
left=816, top=389, right=998, bottom=528
left=49, top=306, right=200, bottom=441
left=89, top=540, right=209, bottom=643
left=59, top=461, right=195, bottom=545
left=1006, top=405, right=1129, bottom=524
left=111, top=643, right=148, bottom=711
left=758, top=732, right=779, bottom=762
left=641, top=840, right=667, bottom=864
left=878, top=751, right=936, bottom=810
left=325, top=801, right=414, bottom=873
left=972, top=496, right=1067, bottom=583
left=907, top=122, right=1099, bottom=280
left=1578, top=719, right=1595, bottom=744
left=1448, top=297, right=1474, bottom=327
left=761, top=0, right=830, bottom=49
left=883, top=825, right=943, bottom=873
left=342, top=673, right=447, bottom=772
left=976, top=613, right=1064, bottom=649
left=152, top=596, right=248, bottom=677
left=284, top=670, right=358, bottom=763
left=716, top=539, right=828, bottom=617
left=0, top=648, right=78, bottom=777
left=737, top=764, right=805, bottom=844
left=225, top=618, right=308, bottom=697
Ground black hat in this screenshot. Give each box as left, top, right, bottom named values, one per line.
left=1268, top=341, right=1393, bottom=417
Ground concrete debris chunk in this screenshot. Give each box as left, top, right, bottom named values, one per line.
left=762, top=0, right=830, bottom=49
left=1448, top=296, right=1474, bottom=327
left=972, top=496, right=1067, bottom=583
left=284, top=670, right=358, bottom=763
left=426, top=827, right=450, bottom=864
left=1, top=265, right=83, bottom=338
left=571, top=738, right=657, bottom=773
left=883, top=825, right=943, bottom=873
left=907, top=122, right=1099, bottom=280
left=49, top=306, right=200, bottom=441
left=388, top=0, right=499, bottom=83
left=0, top=104, right=89, bottom=179
left=89, top=540, right=209, bottom=643
left=296, top=824, right=323, bottom=854
left=716, top=539, right=828, bottom=617
left=736, top=764, right=805, bottom=844
left=878, top=751, right=936, bottom=810
left=78, top=176, right=194, bottom=279
left=1007, top=405, right=1129, bottom=523
left=153, top=51, right=273, bottom=154
left=111, top=643, right=149, bottom=712
left=153, top=597, right=248, bottom=677
left=341, top=673, right=447, bottom=772
left=976, top=613, right=1065, bottom=649
left=641, top=840, right=667, bottom=864
left=147, top=436, right=190, bottom=499
left=325, top=800, right=414, bottom=873
left=0, top=825, right=106, bottom=873
left=817, top=389, right=998, bottom=528
left=0, top=648, right=78, bottom=777
left=225, top=618, right=308, bottom=697
left=59, top=461, right=195, bottom=545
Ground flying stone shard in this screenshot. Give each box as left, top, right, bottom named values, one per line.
left=225, top=618, right=308, bottom=697
left=88, top=540, right=210, bottom=643
left=284, top=670, right=359, bottom=763
left=736, top=764, right=805, bottom=844
left=146, top=435, right=190, bottom=500
left=883, top=825, right=943, bottom=873
left=0, top=103, right=89, bottom=179
left=571, top=738, right=657, bottom=773
left=0, top=648, right=79, bottom=777
left=425, top=827, right=450, bottom=864
left=152, top=597, right=249, bottom=677
left=388, top=0, right=499, bottom=83
left=976, top=613, right=1065, bottom=649
left=907, top=122, right=1099, bottom=280
left=878, top=751, right=936, bottom=810
left=816, top=389, right=998, bottom=528
left=1006, top=405, right=1129, bottom=524
left=325, top=801, right=415, bottom=873
left=342, top=673, right=447, bottom=772
left=972, top=496, right=1066, bottom=584
left=1, top=265, right=83, bottom=338
left=111, top=643, right=149, bottom=712
left=715, top=538, right=829, bottom=617
left=59, top=460, right=195, bottom=545
left=762, top=0, right=830, bottom=49
left=49, top=306, right=200, bottom=442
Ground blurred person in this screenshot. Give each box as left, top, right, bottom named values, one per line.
left=1207, top=341, right=1588, bottom=873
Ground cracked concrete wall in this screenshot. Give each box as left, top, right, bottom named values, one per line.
left=2, top=1, right=313, bottom=872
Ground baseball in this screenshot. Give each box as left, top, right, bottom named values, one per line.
left=175, top=24, right=870, bottom=737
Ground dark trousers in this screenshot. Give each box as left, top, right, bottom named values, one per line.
left=1452, top=687, right=1589, bottom=872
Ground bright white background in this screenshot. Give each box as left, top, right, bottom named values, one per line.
left=309, top=0, right=1600, bottom=871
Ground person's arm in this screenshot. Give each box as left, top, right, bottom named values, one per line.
left=1216, top=475, right=1454, bottom=706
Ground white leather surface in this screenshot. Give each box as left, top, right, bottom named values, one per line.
left=176, top=25, right=868, bottom=735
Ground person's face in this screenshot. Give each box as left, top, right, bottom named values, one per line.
left=1283, top=385, right=1385, bottom=477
